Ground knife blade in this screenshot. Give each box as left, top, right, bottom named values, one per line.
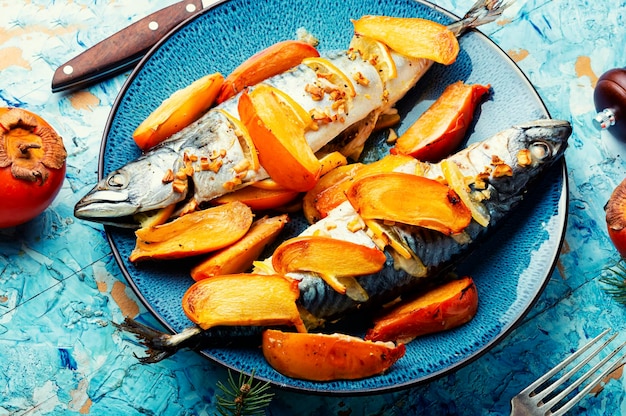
left=51, top=0, right=221, bottom=93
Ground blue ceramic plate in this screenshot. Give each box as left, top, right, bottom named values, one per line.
left=100, top=0, right=567, bottom=394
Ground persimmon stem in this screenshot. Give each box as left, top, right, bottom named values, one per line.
left=18, top=142, right=41, bottom=156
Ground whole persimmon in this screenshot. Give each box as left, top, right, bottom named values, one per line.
left=606, top=178, right=626, bottom=257
left=0, top=107, right=67, bottom=228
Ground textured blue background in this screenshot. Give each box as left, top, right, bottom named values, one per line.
left=1, top=0, right=626, bottom=415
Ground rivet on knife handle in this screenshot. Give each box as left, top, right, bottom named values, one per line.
left=51, top=0, right=203, bottom=93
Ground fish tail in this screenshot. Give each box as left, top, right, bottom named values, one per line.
left=113, top=317, right=202, bottom=363
left=447, top=0, right=513, bottom=37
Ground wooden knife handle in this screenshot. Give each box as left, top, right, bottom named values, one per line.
left=51, top=0, right=203, bottom=93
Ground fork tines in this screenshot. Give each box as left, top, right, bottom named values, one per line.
left=512, top=329, right=626, bottom=416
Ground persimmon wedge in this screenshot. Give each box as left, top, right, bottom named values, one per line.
left=365, top=276, right=478, bottom=344
left=346, top=172, right=471, bottom=235
left=272, top=236, right=386, bottom=301
left=217, top=40, right=320, bottom=103
left=352, top=16, right=459, bottom=65
left=190, top=214, right=289, bottom=281
left=606, top=178, right=626, bottom=257
left=303, top=153, right=416, bottom=224
left=129, top=201, right=253, bottom=262
left=262, top=329, right=405, bottom=381
left=238, top=84, right=322, bottom=192
left=302, top=163, right=364, bottom=224
left=211, top=186, right=300, bottom=211
left=133, top=72, right=224, bottom=151
left=392, top=81, right=491, bottom=161
left=183, top=274, right=306, bottom=332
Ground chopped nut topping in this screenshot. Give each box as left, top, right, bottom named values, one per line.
left=324, top=222, right=337, bottom=231
left=305, top=83, right=324, bottom=101
left=200, top=157, right=211, bottom=171
left=310, top=108, right=333, bottom=124
left=331, top=99, right=347, bottom=114
left=209, top=159, right=223, bottom=173
left=233, top=159, right=251, bottom=174
left=347, top=216, right=365, bottom=232
left=491, top=155, right=506, bottom=165
left=162, top=169, right=175, bottom=183
left=493, top=163, right=513, bottom=177
left=517, top=149, right=532, bottom=167
left=223, top=177, right=242, bottom=191
left=473, top=171, right=490, bottom=190
left=209, top=149, right=220, bottom=160
left=183, top=165, right=194, bottom=177
left=353, top=72, right=370, bottom=87
left=172, top=178, right=187, bottom=193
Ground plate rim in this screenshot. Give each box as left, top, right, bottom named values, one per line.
left=98, top=0, right=569, bottom=395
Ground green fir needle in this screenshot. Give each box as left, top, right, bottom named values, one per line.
left=600, top=259, right=626, bottom=305
left=215, top=370, right=274, bottom=416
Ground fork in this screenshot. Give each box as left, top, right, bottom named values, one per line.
left=510, top=329, right=626, bottom=415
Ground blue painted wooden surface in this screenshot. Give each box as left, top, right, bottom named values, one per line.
left=2, top=0, right=626, bottom=414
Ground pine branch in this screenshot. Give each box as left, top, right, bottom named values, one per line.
left=599, top=258, right=626, bottom=305
left=215, top=370, right=274, bottom=416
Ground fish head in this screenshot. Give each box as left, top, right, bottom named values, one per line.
left=74, top=155, right=186, bottom=228
left=513, top=119, right=571, bottom=166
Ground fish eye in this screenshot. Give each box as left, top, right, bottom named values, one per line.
left=106, top=171, right=128, bottom=188
left=529, top=141, right=552, bottom=161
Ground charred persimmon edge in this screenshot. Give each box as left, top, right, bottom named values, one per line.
left=262, top=329, right=405, bottom=381
left=365, top=276, right=478, bottom=343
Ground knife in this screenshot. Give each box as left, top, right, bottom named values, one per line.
left=51, top=0, right=221, bottom=93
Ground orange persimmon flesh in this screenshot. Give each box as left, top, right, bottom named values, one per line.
left=272, top=236, right=386, bottom=297
left=302, top=163, right=364, bottom=224
left=217, top=40, right=320, bottom=103
left=133, top=72, right=224, bottom=151
left=190, top=214, right=289, bottom=281
left=352, top=15, right=459, bottom=65
left=365, top=276, right=478, bottom=343
left=211, top=186, right=300, bottom=211
left=262, top=329, right=405, bottom=381
left=182, top=274, right=306, bottom=332
left=346, top=172, right=471, bottom=235
left=238, top=84, right=321, bottom=192
left=129, top=201, right=253, bottom=262
left=305, top=154, right=416, bottom=223
left=392, top=81, right=491, bottom=161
